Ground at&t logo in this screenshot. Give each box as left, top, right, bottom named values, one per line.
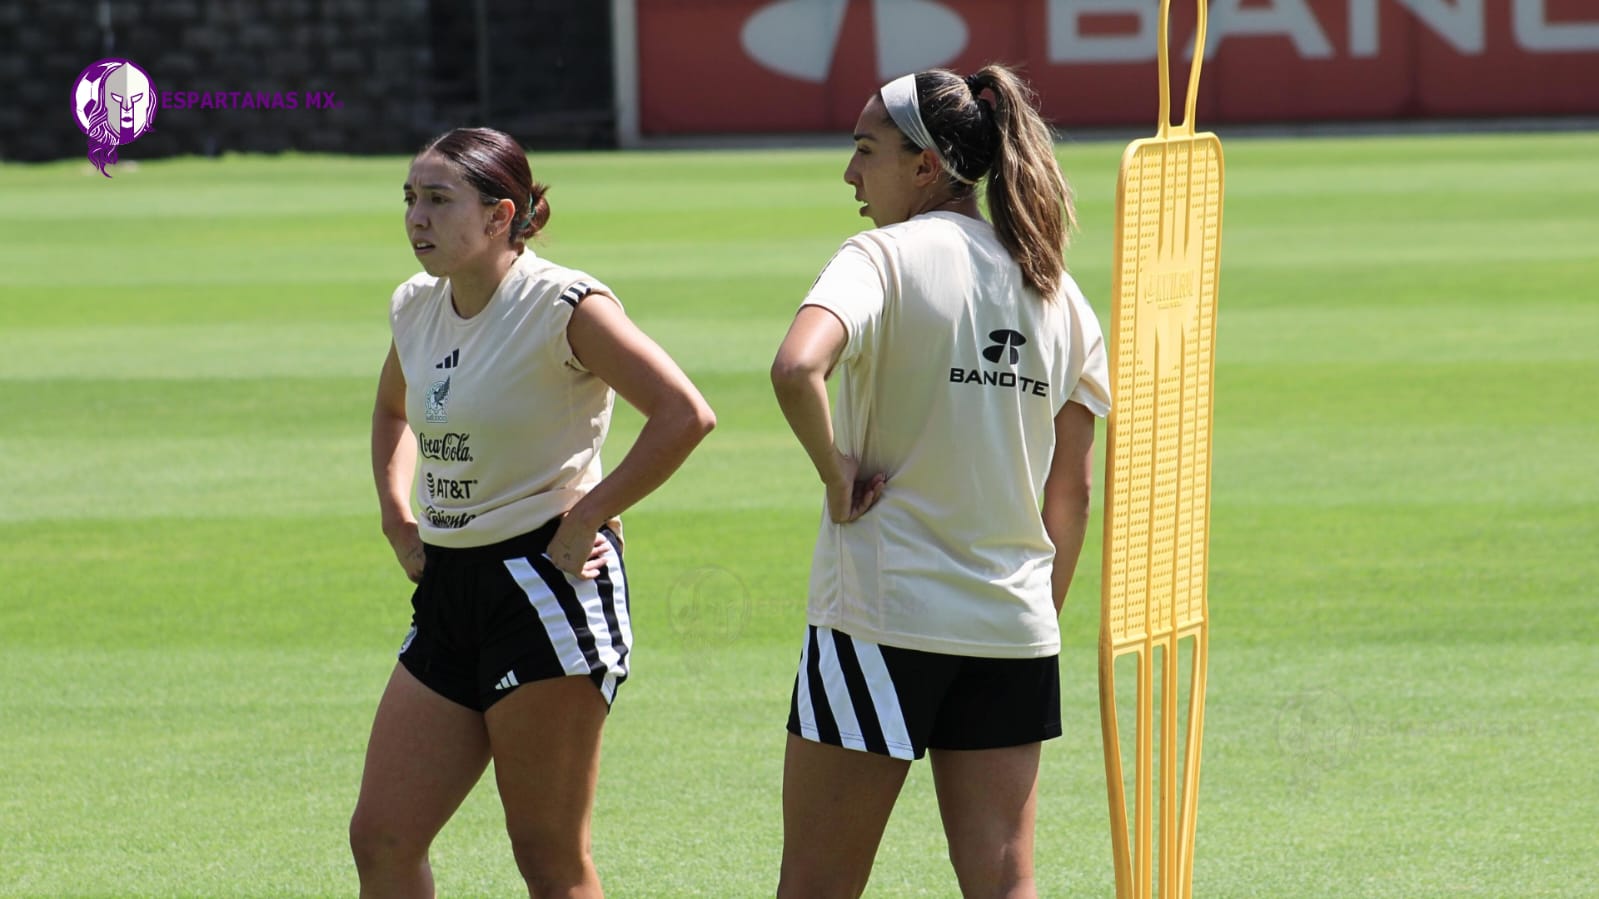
left=72, top=58, right=158, bottom=177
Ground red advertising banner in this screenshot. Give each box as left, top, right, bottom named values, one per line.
left=633, top=0, right=1599, bottom=134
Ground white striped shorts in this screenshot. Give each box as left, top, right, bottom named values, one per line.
left=398, top=518, right=631, bottom=711
left=787, top=625, right=1061, bottom=760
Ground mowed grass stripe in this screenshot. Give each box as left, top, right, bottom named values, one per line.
left=0, top=283, right=394, bottom=329
left=1219, top=256, right=1599, bottom=310
left=12, top=377, right=375, bottom=437
left=1222, top=361, right=1599, bottom=426
left=1221, top=218, right=1599, bottom=266
left=1205, top=501, right=1598, bottom=645
left=0, top=325, right=388, bottom=380
left=5, top=299, right=1593, bottom=382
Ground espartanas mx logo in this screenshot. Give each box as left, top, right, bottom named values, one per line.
left=72, top=58, right=158, bottom=177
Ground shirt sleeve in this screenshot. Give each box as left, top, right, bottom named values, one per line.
left=388, top=274, right=427, bottom=336
left=553, top=276, right=618, bottom=373
left=1065, top=289, right=1113, bottom=417
left=800, top=237, right=888, bottom=365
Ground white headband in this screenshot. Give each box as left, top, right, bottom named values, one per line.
left=879, top=73, right=977, bottom=186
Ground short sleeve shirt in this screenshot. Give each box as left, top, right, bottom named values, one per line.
left=390, top=251, right=618, bottom=548
left=800, top=212, right=1110, bottom=658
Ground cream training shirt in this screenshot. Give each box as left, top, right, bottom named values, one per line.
left=390, top=251, right=616, bottom=548
left=801, top=211, right=1111, bottom=658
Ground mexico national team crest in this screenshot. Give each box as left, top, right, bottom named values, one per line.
left=73, top=58, right=158, bottom=177
left=426, top=377, right=451, bottom=423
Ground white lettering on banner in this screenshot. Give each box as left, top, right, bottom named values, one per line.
left=1048, top=0, right=1599, bottom=62
left=1205, top=0, right=1333, bottom=59
left=1048, top=0, right=1336, bottom=62
left=1350, top=0, right=1484, bottom=57
left=740, top=0, right=966, bottom=83
left=1050, top=0, right=1158, bottom=63
left=1514, top=0, right=1599, bottom=51
left=746, top=0, right=1599, bottom=76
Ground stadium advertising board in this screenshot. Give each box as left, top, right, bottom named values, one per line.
left=625, top=0, right=1599, bottom=134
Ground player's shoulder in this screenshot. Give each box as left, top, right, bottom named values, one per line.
left=1053, top=271, right=1100, bottom=324
left=1037, top=270, right=1106, bottom=359
left=869, top=211, right=961, bottom=241
left=510, top=251, right=616, bottom=310
left=869, top=211, right=993, bottom=257
left=390, top=270, right=444, bottom=317
left=834, top=217, right=925, bottom=266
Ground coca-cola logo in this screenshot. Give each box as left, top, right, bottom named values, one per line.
left=416, top=432, right=473, bottom=462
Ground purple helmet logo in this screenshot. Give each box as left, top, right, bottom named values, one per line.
left=72, top=58, right=158, bottom=178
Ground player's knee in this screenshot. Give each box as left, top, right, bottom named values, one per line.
left=946, top=840, right=1034, bottom=898
left=776, top=866, right=869, bottom=899
left=508, top=835, right=595, bottom=896
left=348, top=807, right=425, bottom=871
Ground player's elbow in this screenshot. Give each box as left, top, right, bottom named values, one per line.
left=769, top=353, right=815, bottom=388
left=689, top=397, right=718, bottom=440
left=1043, top=480, right=1092, bottom=530
left=666, top=390, right=717, bottom=447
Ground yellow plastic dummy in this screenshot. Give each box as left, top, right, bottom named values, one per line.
left=1098, top=0, right=1224, bottom=896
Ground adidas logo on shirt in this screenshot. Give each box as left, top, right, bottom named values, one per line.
left=435, top=348, right=461, bottom=370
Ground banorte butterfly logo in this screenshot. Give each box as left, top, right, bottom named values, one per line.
left=72, top=58, right=159, bottom=178
left=741, top=0, right=967, bottom=82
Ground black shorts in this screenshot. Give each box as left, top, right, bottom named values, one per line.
left=787, top=625, right=1061, bottom=760
left=397, top=517, right=630, bottom=712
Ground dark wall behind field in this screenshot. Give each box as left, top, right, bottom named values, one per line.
left=0, top=0, right=616, bottom=163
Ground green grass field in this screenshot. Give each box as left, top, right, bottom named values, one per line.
left=2, top=130, right=1596, bottom=897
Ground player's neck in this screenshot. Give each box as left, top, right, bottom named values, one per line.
left=449, top=252, right=517, bottom=319
left=913, top=191, right=981, bottom=221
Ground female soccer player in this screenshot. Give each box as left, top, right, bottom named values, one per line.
left=350, top=127, right=715, bottom=898
left=771, top=66, right=1111, bottom=898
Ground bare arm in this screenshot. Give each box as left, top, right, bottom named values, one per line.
left=548, top=294, right=717, bottom=576
left=770, top=305, right=884, bottom=523
left=1042, top=400, right=1097, bottom=614
left=371, top=342, right=425, bottom=582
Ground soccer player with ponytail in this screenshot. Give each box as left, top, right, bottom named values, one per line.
left=771, top=66, right=1111, bottom=897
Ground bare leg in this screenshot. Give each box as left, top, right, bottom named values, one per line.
left=485, top=675, right=609, bottom=899
left=930, top=743, right=1042, bottom=899
left=776, top=733, right=912, bottom=899
left=350, top=664, right=491, bottom=899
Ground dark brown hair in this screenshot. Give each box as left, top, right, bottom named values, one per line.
left=894, top=65, right=1074, bottom=300
left=417, top=127, right=551, bottom=246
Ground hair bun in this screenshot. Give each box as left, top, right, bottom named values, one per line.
left=519, top=185, right=551, bottom=239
